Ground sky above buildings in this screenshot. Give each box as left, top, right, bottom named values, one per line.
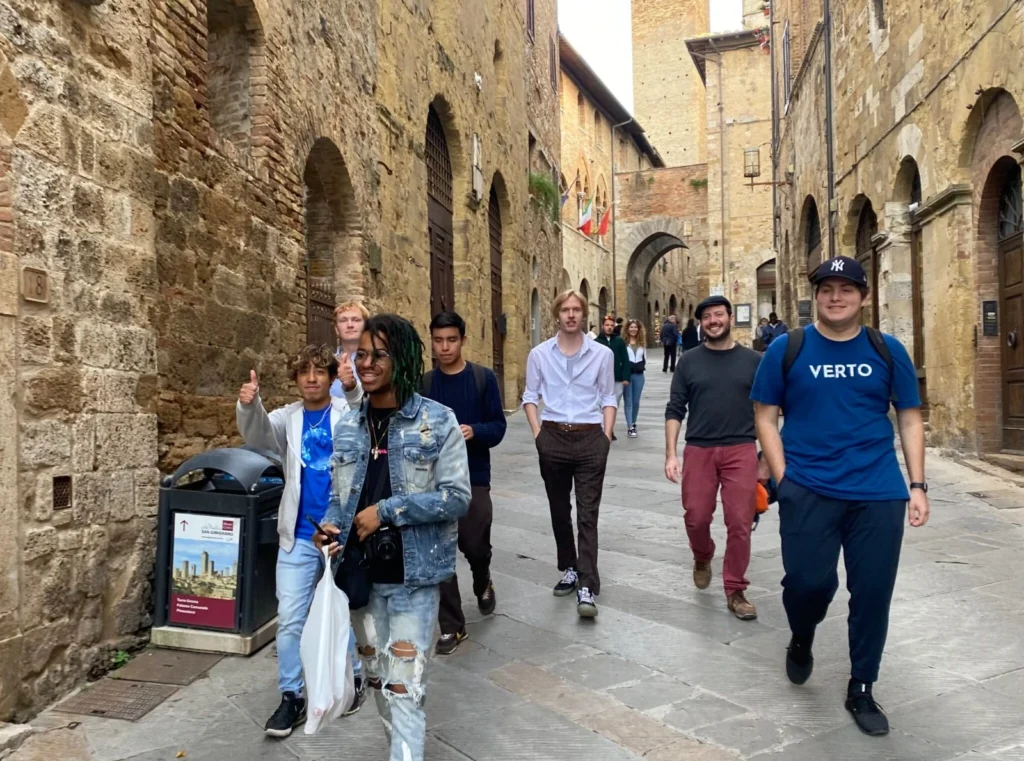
left=558, top=0, right=743, bottom=114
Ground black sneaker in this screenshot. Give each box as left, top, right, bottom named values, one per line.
left=786, top=635, right=814, bottom=685
left=577, top=587, right=598, bottom=618
left=435, top=629, right=467, bottom=655
left=553, top=568, right=578, bottom=596
left=477, top=580, right=497, bottom=616
left=265, top=691, right=305, bottom=737
left=611, top=432, right=617, bottom=441
left=343, top=676, right=366, bottom=716
left=846, top=681, right=889, bottom=736
left=627, top=426, right=638, bottom=438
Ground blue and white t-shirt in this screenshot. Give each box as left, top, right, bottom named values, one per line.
left=295, top=407, right=334, bottom=541
left=750, top=325, right=921, bottom=501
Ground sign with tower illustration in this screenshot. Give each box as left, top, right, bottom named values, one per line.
left=169, top=512, right=241, bottom=629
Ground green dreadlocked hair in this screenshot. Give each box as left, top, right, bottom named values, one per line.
left=365, top=314, right=425, bottom=407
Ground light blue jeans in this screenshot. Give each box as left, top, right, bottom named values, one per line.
left=352, top=583, right=441, bottom=761
left=623, top=372, right=646, bottom=428
left=275, top=539, right=361, bottom=696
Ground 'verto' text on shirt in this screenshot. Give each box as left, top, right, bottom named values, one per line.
left=809, top=364, right=874, bottom=379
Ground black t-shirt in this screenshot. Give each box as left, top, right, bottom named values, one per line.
left=354, top=405, right=404, bottom=584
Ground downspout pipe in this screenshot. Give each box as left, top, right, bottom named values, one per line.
left=823, top=0, right=837, bottom=258
left=707, top=38, right=727, bottom=293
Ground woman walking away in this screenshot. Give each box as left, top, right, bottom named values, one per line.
left=623, top=319, right=648, bottom=438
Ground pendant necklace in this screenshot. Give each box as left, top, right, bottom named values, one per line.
left=369, top=411, right=395, bottom=461
left=308, top=405, right=331, bottom=430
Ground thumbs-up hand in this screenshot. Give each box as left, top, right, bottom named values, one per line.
left=337, top=355, right=357, bottom=392
left=239, top=370, right=260, bottom=406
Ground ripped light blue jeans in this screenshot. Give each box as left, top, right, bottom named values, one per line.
left=352, top=583, right=441, bottom=761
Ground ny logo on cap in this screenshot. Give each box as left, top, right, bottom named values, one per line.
left=831, top=259, right=845, bottom=272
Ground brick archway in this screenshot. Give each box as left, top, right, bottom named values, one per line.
left=622, top=216, right=691, bottom=326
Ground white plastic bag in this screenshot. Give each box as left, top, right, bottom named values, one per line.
left=300, top=546, right=355, bottom=734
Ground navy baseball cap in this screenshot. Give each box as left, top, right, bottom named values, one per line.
left=695, top=295, right=733, bottom=319
left=810, top=256, right=868, bottom=287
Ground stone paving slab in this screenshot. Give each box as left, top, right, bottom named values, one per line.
left=26, top=349, right=1024, bottom=759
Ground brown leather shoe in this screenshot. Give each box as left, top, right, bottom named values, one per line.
left=728, top=591, right=757, bottom=621
left=693, top=561, right=712, bottom=590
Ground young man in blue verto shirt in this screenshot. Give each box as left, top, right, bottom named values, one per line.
left=422, top=311, right=507, bottom=654
left=751, top=256, right=930, bottom=738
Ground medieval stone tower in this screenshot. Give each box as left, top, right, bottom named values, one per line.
left=631, top=0, right=710, bottom=167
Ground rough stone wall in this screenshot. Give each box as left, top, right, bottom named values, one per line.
left=774, top=0, right=1024, bottom=452
left=374, top=0, right=536, bottom=407
left=152, top=0, right=379, bottom=469
left=631, top=0, right=709, bottom=167
left=523, top=0, right=563, bottom=364
left=705, top=42, right=774, bottom=347
left=558, top=70, right=614, bottom=230
left=772, top=3, right=827, bottom=328
left=0, top=0, right=158, bottom=719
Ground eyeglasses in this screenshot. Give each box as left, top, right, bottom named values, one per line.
left=355, top=349, right=391, bottom=365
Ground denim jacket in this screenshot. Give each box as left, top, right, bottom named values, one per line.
left=324, top=393, right=472, bottom=587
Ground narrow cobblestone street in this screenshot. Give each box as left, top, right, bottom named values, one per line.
left=19, top=349, right=1024, bottom=761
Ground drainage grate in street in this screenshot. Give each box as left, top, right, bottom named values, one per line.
left=54, top=679, right=177, bottom=722
left=110, top=648, right=222, bottom=686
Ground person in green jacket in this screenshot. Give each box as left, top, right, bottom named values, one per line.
left=596, top=314, right=630, bottom=441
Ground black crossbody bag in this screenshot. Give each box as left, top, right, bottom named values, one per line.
left=333, top=466, right=392, bottom=610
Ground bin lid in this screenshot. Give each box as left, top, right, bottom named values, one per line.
left=168, top=447, right=285, bottom=492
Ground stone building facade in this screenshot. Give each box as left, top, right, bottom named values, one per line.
left=771, top=0, right=1024, bottom=455
left=0, top=0, right=558, bottom=719
left=559, top=34, right=690, bottom=344
left=687, top=29, right=774, bottom=346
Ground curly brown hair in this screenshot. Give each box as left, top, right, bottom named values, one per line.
left=289, top=344, right=339, bottom=382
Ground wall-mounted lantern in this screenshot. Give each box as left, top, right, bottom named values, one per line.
left=744, top=147, right=761, bottom=179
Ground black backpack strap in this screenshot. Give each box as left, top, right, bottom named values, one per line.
left=865, top=327, right=897, bottom=403
left=781, top=327, right=805, bottom=379
left=468, top=361, right=487, bottom=398
left=419, top=369, right=434, bottom=398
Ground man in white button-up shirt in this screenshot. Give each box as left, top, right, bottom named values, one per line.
left=523, top=289, right=617, bottom=618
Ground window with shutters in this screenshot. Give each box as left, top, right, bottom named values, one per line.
left=872, top=0, right=886, bottom=29
left=782, top=22, right=791, bottom=109
left=526, top=0, right=535, bottom=42
left=549, top=38, right=557, bottom=91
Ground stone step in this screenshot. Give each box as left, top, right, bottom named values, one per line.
left=980, top=450, right=1024, bottom=475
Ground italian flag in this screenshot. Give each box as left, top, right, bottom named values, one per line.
left=578, top=198, right=593, bottom=235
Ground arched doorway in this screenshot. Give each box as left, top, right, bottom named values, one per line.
left=668, top=294, right=678, bottom=316
left=579, top=278, right=591, bottom=308
left=303, top=138, right=359, bottom=346
left=854, top=198, right=880, bottom=327
left=647, top=302, right=653, bottom=345
left=598, top=287, right=609, bottom=320
left=756, top=259, right=777, bottom=319
left=426, top=105, right=454, bottom=316
left=560, top=269, right=572, bottom=292
left=531, top=288, right=541, bottom=346
left=800, top=196, right=823, bottom=326
left=488, top=182, right=505, bottom=405
left=624, top=231, right=688, bottom=323
left=894, top=157, right=927, bottom=410
left=995, top=160, right=1024, bottom=448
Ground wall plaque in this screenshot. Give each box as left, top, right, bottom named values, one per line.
left=983, top=300, right=998, bottom=337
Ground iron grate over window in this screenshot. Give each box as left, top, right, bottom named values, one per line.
left=53, top=475, right=72, bottom=510
left=426, top=107, right=454, bottom=212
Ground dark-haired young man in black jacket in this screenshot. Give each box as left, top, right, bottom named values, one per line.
left=422, top=311, right=507, bottom=655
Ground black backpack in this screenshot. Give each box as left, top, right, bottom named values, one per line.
left=420, top=362, right=488, bottom=401
left=781, top=326, right=897, bottom=405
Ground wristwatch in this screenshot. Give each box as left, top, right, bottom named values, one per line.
left=910, top=482, right=928, bottom=493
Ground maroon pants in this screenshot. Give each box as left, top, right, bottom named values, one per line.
left=681, top=443, right=757, bottom=596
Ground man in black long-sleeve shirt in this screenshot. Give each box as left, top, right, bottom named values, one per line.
left=664, top=296, right=764, bottom=621
left=422, top=312, right=507, bottom=654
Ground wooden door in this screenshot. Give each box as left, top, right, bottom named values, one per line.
left=426, top=107, right=454, bottom=316
left=1000, top=165, right=1024, bottom=449
left=306, top=276, right=335, bottom=347
left=488, top=187, right=505, bottom=406
left=910, top=226, right=928, bottom=416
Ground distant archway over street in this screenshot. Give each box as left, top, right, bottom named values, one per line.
left=624, top=230, right=687, bottom=324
